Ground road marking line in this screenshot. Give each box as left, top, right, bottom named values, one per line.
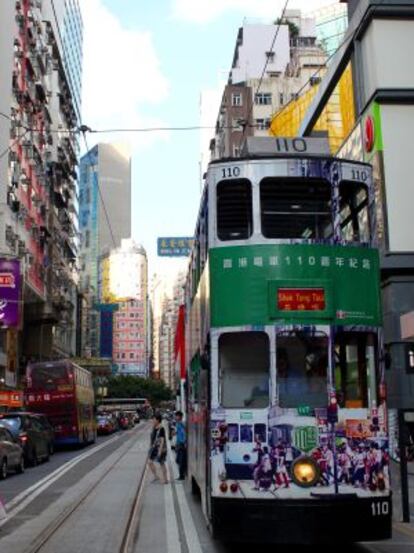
left=393, top=522, right=414, bottom=539
left=167, top=441, right=203, bottom=553
left=5, top=433, right=122, bottom=512
left=164, top=466, right=181, bottom=553
left=1, top=427, right=144, bottom=526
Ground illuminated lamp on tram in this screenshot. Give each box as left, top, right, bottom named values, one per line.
left=291, top=457, right=320, bottom=487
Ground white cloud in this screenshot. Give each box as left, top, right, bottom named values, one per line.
left=172, top=0, right=341, bottom=24
left=81, top=0, right=170, bottom=150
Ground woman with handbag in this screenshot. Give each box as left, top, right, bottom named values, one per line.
left=148, top=413, right=168, bottom=484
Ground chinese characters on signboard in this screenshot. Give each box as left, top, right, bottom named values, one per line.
left=0, top=259, right=21, bottom=328
left=157, top=237, right=194, bottom=257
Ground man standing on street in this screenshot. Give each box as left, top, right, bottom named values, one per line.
left=175, top=410, right=187, bottom=480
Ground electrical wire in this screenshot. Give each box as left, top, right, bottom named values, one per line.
left=0, top=127, right=31, bottom=161
left=238, top=0, right=290, bottom=150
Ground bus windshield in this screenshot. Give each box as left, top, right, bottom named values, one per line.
left=28, top=364, right=71, bottom=391
left=277, top=332, right=328, bottom=408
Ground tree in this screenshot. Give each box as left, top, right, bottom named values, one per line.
left=274, top=18, right=300, bottom=40
left=105, top=375, right=172, bottom=406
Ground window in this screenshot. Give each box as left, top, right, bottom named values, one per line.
left=232, top=145, right=240, bottom=157
left=334, top=332, right=377, bottom=408
left=220, top=332, right=269, bottom=408
left=85, top=230, right=90, bottom=248
left=255, top=93, right=272, bottom=105
left=260, top=178, right=332, bottom=239
left=217, top=179, right=252, bottom=241
left=130, top=353, right=134, bottom=359
left=231, top=92, right=242, bottom=106
left=255, top=118, right=271, bottom=131
left=265, top=51, right=275, bottom=63
left=339, top=182, right=369, bottom=243
left=277, top=331, right=328, bottom=408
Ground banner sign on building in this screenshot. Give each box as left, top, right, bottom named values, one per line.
left=96, top=304, right=118, bottom=359
left=0, top=259, right=21, bottom=328
left=157, top=237, right=194, bottom=257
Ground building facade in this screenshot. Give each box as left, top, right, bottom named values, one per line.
left=100, top=239, right=148, bottom=377
left=211, top=12, right=327, bottom=160
left=78, top=143, right=131, bottom=357
left=0, top=0, right=83, bottom=390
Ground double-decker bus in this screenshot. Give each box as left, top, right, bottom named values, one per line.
left=185, top=137, right=391, bottom=543
left=25, top=360, right=96, bottom=446
left=97, top=397, right=151, bottom=418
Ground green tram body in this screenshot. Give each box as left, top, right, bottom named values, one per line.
left=184, top=140, right=391, bottom=543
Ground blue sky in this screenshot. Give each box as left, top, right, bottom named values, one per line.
left=81, top=0, right=339, bottom=272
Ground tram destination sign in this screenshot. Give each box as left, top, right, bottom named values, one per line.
left=241, top=136, right=330, bottom=157
left=277, top=287, right=326, bottom=311
left=157, top=237, right=194, bottom=257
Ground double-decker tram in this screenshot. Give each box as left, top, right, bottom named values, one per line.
left=25, top=359, right=96, bottom=446
left=185, top=137, right=391, bottom=543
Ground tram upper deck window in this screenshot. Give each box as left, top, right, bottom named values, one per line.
left=260, top=178, right=332, bottom=239
left=217, top=179, right=252, bottom=241
left=219, top=332, right=269, bottom=408
left=339, top=182, right=369, bottom=242
left=334, top=332, right=377, bottom=408
left=277, top=332, right=328, bottom=408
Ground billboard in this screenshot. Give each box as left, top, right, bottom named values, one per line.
left=157, top=237, right=194, bottom=257
left=0, top=259, right=21, bottom=328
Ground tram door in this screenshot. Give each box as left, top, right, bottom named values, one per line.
left=225, top=422, right=267, bottom=479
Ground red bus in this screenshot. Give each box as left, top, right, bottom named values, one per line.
left=25, top=360, right=96, bottom=446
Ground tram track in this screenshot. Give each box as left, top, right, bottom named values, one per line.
left=21, top=424, right=149, bottom=553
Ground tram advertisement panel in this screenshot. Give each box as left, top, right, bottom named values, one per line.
left=210, top=402, right=389, bottom=500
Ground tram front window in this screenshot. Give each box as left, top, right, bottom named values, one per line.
left=219, top=332, right=269, bottom=408
left=277, top=333, right=328, bottom=408
left=260, top=178, right=332, bottom=239
left=217, top=179, right=252, bottom=240
left=334, top=332, right=377, bottom=408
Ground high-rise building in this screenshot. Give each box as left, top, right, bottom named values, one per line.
left=78, top=143, right=131, bottom=357
left=0, top=0, right=83, bottom=391
left=99, top=239, right=148, bottom=377
left=312, top=3, right=348, bottom=56
left=210, top=12, right=327, bottom=160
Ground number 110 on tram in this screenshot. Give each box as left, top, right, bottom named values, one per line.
left=184, top=137, right=391, bottom=544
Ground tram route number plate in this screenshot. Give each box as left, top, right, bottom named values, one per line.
left=371, top=500, right=390, bottom=517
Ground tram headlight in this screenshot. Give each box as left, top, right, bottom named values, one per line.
left=291, top=457, right=319, bottom=488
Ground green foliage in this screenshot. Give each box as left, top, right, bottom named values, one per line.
left=105, top=375, right=172, bottom=406
left=274, top=18, right=300, bottom=39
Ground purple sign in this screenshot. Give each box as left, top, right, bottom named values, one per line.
left=0, top=259, right=20, bottom=327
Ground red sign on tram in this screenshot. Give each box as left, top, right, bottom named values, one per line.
left=277, top=288, right=325, bottom=311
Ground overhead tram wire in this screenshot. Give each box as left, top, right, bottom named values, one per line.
left=238, top=0, right=290, bottom=151
left=80, top=127, right=117, bottom=250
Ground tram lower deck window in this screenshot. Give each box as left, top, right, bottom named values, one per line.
left=277, top=333, right=328, bottom=408
left=260, top=178, right=332, bottom=239
left=219, top=332, right=269, bottom=408
left=217, top=179, right=252, bottom=240
left=334, top=332, right=377, bottom=408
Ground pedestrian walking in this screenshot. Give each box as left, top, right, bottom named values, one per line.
left=148, top=413, right=168, bottom=484
left=175, top=410, right=187, bottom=480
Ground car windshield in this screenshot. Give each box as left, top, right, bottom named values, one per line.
left=0, top=417, right=22, bottom=431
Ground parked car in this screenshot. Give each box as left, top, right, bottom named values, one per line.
left=0, top=425, right=25, bottom=478
left=96, top=414, right=116, bottom=435
left=0, top=412, right=53, bottom=466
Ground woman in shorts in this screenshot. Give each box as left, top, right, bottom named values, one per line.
left=148, top=413, right=168, bottom=484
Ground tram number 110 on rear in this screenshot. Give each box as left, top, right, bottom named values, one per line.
left=371, top=501, right=389, bottom=516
